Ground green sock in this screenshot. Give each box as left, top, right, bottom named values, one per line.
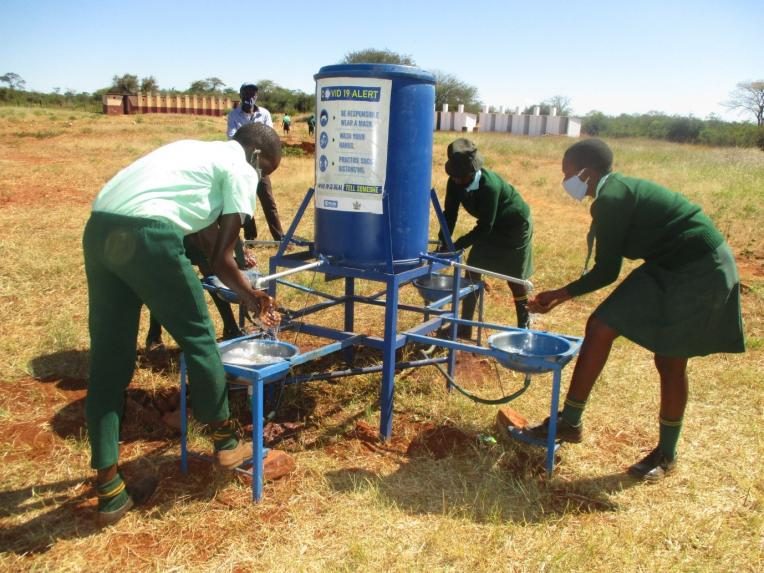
left=658, top=417, right=683, bottom=460
left=561, top=397, right=586, bottom=427
left=211, top=422, right=238, bottom=451
left=97, top=473, right=129, bottom=513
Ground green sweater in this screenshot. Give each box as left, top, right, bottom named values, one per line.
left=442, top=168, right=531, bottom=250
left=565, top=173, right=724, bottom=297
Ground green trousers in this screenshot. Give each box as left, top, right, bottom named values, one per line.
left=83, top=212, right=229, bottom=469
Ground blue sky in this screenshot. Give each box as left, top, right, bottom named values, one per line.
left=1, top=0, right=761, bottom=120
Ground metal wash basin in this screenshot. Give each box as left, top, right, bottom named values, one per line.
left=219, top=339, right=299, bottom=373
left=412, top=274, right=477, bottom=303
left=487, top=331, right=578, bottom=374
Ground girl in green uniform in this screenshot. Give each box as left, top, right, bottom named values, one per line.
left=527, top=138, right=745, bottom=480
left=441, top=139, right=534, bottom=336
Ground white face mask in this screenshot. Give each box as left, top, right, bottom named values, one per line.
left=562, top=169, right=589, bottom=201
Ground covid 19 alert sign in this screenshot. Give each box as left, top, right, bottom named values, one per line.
left=315, top=77, right=392, bottom=214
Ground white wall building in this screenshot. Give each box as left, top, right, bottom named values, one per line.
left=436, top=103, right=581, bottom=137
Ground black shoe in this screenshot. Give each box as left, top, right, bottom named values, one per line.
left=97, top=475, right=158, bottom=527
left=525, top=412, right=583, bottom=443
left=436, top=325, right=472, bottom=340
left=628, top=447, right=677, bottom=481
left=143, top=339, right=168, bottom=362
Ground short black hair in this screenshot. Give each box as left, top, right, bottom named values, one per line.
left=563, top=138, right=614, bottom=173
left=239, top=83, right=258, bottom=99
left=233, top=123, right=281, bottom=164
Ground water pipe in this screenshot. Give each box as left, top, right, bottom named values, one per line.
left=253, top=258, right=327, bottom=289
left=420, top=253, right=534, bottom=290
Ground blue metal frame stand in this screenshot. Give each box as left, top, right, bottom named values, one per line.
left=179, top=187, right=581, bottom=501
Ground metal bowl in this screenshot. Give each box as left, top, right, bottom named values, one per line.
left=203, top=269, right=265, bottom=304
left=220, top=339, right=299, bottom=369
left=487, top=331, right=574, bottom=373
left=413, top=274, right=476, bottom=303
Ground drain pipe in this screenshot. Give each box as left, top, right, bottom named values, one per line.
left=420, top=253, right=533, bottom=290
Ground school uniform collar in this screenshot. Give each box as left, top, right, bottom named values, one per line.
left=594, top=173, right=611, bottom=200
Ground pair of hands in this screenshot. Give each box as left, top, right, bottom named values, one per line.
left=242, top=250, right=257, bottom=269
left=239, top=250, right=281, bottom=327
left=527, top=288, right=571, bottom=314
left=248, top=290, right=281, bottom=328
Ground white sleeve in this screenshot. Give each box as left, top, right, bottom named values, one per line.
left=220, top=159, right=259, bottom=217
left=226, top=113, right=239, bottom=139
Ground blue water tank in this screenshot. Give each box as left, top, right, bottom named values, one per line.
left=313, top=64, right=435, bottom=270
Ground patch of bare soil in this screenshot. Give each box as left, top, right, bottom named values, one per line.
left=281, top=134, right=315, bottom=155
left=406, top=422, right=475, bottom=459
left=0, top=378, right=86, bottom=462
left=736, top=250, right=764, bottom=287
left=453, top=351, right=497, bottom=383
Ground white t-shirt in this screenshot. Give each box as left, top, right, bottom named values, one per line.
left=92, top=140, right=259, bottom=235
left=227, top=105, right=274, bottom=138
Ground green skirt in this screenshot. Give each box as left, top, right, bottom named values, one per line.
left=594, top=242, right=745, bottom=357
left=466, top=225, right=534, bottom=280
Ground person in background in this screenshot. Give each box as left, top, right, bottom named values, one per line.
left=307, top=113, right=316, bottom=136
left=227, top=82, right=284, bottom=242
left=83, top=123, right=287, bottom=526
left=525, top=138, right=745, bottom=480
left=282, top=112, right=291, bottom=135
left=440, top=138, right=534, bottom=337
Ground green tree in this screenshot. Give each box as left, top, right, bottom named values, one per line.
left=433, top=70, right=481, bottom=113
left=0, top=72, right=26, bottom=90
left=206, top=77, right=226, bottom=93
left=582, top=111, right=608, bottom=135
left=111, top=73, right=139, bottom=94
left=140, top=76, right=159, bottom=93
left=724, top=80, right=764, bottom=126
left=253, top=79, right=312, bottom=113
left=187, top=77, right=227, bottom=94
left=341, top=48, right=415, bottom=65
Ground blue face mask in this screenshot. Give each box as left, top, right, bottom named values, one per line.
left=465, top=170, right=482, bottom=192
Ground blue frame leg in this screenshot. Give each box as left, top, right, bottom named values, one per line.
left=379, top=276, right=399, bottom=440
left=252, top=379, right=264, bottom=502
left=545, top=367, right=562, bottom=475
left=343, top=277, right=355, bottom=365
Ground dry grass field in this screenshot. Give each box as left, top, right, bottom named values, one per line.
left=0, top=106, right=762, bottom=572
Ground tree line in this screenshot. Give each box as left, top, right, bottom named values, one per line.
left=582, top=111, right=764, bottom=150
left=1, top=63, right=762, bottom=150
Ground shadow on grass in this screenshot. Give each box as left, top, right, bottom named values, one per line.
left=50, top=389, right=181, bottom=443
left=324, top=441, right=642, bottom=524
left=26, top=346, right=183, bottom=392
left=0, top=445, right=239, bottom=555
left=27, top=349, right=90, bottom=390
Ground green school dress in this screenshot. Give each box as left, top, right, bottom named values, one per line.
left=565, top=173, right=745, bottom=357
left=442, top=168, right=533, bottom=279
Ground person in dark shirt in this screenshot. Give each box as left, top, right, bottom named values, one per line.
left=440, top=138, right=534, bottom=337
left=526, top=138, right=745, bottom=480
